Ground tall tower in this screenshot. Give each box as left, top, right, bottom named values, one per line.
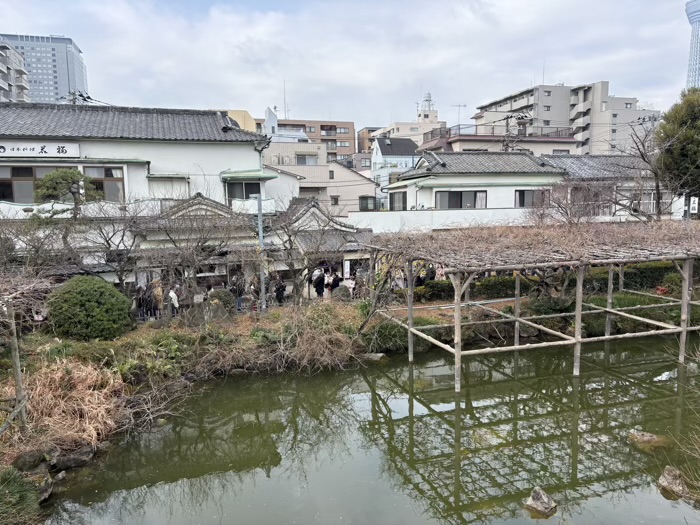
left=687, top=1, right=700, bottom=88
left=417, top=92, right=439, bottom=123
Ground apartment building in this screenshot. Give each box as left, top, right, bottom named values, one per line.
left=357, top=126, right=380, bottom=153
left=0, top=41, right=30, bottom=103
left=473, top=81, right=660, bottom=155
left=372, top=93, right=447, bottom=146
left=256, top=112, right=355, bottom=162
left=0, top=33, right=88, bottom=103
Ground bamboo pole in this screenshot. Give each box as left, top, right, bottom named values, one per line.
left=618, top=264, right=625, bottom=292
left=680, top=258, right=694, bottom=364
left=449, top=273, right=464, bottom=392
left=605, top=265, right=614, bottom=337
left=7, top=302, right=26, bottom=431
left=377, top=310, right=456, bottom=354
left=514, top=273, right=521, bottom=347
left=474, top=304, right=576, bottom=341
left=573, top=265, right=586, bottom=376
left=622, top=288, right=700, bottom=307
left=583, top=303, right=678, bottom=330
left=405, top=260, right=415, bottom=363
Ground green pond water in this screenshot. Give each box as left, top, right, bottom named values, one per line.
left=45, top=338, right=700, bottom=525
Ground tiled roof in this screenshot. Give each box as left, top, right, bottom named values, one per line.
left=542, top=154, right=648, bottom=179
left=376, top=137, right=419, bottom=156
left=0, top=103, right=266, bottom=143
left=401, top=151, right=565, bottom=179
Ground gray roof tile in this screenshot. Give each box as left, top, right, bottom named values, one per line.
left=542, top=154, right=648, bottom=179
left=0, top=103, right=266, bottom=143
left=401, top=151, right=565, bottom=179
left=376, top=137, right=419, bottom=156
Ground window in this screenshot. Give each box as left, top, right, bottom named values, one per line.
left=271, top=126, right=276, bottom=134
left=410, top=127, right=419, bottom=132
left=435, top=191, right=487, bottom=210
left=625, top=103, right=633, bottom=109
left=515, top=189, right=550, bottom=208
left=544, top=106, right=551, bottom=111
left=337, top=127, right=349, bottom=134
left=338, top=141, right=350, bottom=147
left=330, top=196, right=339, bottom=206
left=359, top=196, right=376, bottom=211
left=329, top=170, right=335, bottom=180
left=11, top=167, right=33, bottom=178
left=612, top=113, right=618, bottom=118
left=542, top=120, right=551, bottom=126
left=361, top=158, right=371, bottom=168
left=612, top=129, right=617, bottom=134
left=552, top=149, right=570, bottom=155
left=389, top=192, right=407, bottom=211
left=544, top=90, right=552, bottom=96
left=296, top=154, right=318, bottom=166
left=307, top=126, right=316, bottom=133
left=226, top=181, right=261, bottom=204
left=423, top=114, right=429, bottom=118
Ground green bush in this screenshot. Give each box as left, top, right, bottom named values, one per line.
left=526, top=296, right=575, bottom=315
left=475, top=276, right=532, bottom=299
left=661, top=273, right=683, bottom=295
left=424, top=280, right=454, bottom=301
left=209, top=289, right=236, bottom=310
left=0, top=468, right=41, bottom=525
left=623, top=262, right=675, bottom=290
left=48, top=276, right=133, bottom=340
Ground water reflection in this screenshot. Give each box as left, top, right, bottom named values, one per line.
left=46, top=341, right=699, bottom=525
left=359, top=343, right=695, bottom=524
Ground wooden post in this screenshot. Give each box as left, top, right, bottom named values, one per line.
left=514, top=272, right=521, bottom=347
left=618, top=264, right=625, bottom=292
left=405, top=260, right=415, bottom=363
left=605, top=265, right=614, bottom=337
left=573, top=265, right=586, bottom=376
left=679, top=258, right=694, bottom=364
left=449, top=273, right=463, bottom=392
left=368, top=252, right=377, bottom=302
left=7, top=302, right=27, bottom=431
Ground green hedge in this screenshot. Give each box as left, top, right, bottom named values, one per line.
left=48, top=276, right=133, bottom=340
left=209, top=289, right=236, bottom=310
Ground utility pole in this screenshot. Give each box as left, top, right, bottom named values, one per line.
left=501, top=112, right=529, bottom=152
left=254, top=193, right=267, bottom=311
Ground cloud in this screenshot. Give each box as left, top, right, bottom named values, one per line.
left=0, top=0, right=691, bottom=127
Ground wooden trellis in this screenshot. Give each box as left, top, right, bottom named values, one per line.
left=369, top=223, right=700, bottom=391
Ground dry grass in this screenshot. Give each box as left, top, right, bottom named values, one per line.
left=0, top=360, right=130, bottom=460
left=375, top=222, right=700, bottom=272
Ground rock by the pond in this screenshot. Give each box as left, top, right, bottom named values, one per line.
left=12, top=449, right=47, bottom=472
left=658, top=466, right=689, bottom=499
left=628, top=430, right=671, bottom=453
left=53, top=445, right=95, bottom=471
left=359, top=353, right=389, bottom=363
left=524, top=487, right=557, bottom=517
left=518, top=324, right=540, bottom=339
left=54, top=471, right=67, bottom=482
left=26, top=471, right=53, bottom=502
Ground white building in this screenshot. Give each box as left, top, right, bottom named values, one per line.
left=347, top=151, right=684, bottom=233
left=371, top=93, right=447, bottom=146
left=0, top=102, right=300, bottom=215
left=371, top=137, right=419, bottom=209
left=473, top=81, right=661, bottom=155
left=0, top=40, right=30, bottom=103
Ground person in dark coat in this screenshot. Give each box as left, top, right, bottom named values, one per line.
left=313, top=271, right=325, bottom=298
left=274, top=275, right=286, bottom=306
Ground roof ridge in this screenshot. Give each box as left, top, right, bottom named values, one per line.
left=0, top=102, right=227, bottom=116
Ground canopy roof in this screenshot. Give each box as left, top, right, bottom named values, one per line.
left=370, top=222, right=700, bottom=273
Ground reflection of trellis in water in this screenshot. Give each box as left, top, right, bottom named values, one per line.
left=361, top=348, right=688, bottom=525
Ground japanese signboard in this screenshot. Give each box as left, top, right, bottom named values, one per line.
left=0, top=141, right=80, bottom=158
left=691, top=197, right=699, bottom=215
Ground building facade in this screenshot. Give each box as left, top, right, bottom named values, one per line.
left=263, top=141, right=377, bottom=215
left=0, top=34, right=88, bottom=103
left=371, top=93, right=447, bottom=146
left=370, top=137, right=418, bottom=209
left=357, top=126, right=380, bottom=153
left=473, top=81, right=660, bottom=155
left=0, top=40, right=30, bottom=102
left=256, top=112, right=355, bottom=162
left=688, top=1, right=700, bottom=88
left=0, top=103, right=286, bottom=214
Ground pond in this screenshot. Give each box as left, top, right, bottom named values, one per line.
left=45, top=338, right=700, bottom=525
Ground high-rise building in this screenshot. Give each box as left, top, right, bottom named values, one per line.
left=0, top=41, right=30, bottom=103
left=371, top=93, right=447, bottom=146
left=473, top=81, right=660, bottom=155
left=0, top=34, right=87, bottom=103
left=687, top=1, right=700, bottom=88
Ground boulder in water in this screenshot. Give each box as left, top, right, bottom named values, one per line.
left=53, top=445, right=94, bottom=471
left=628, top=430, right=671, bottom=454
left=658, top=466, right=689, bottom=499
left=524, top=486, right=557, bottom=517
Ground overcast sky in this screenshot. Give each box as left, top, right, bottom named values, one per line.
left=1, top=0, right=692, bottom=130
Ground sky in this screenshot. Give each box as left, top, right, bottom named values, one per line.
left=0, top=0, right=693, bottom=130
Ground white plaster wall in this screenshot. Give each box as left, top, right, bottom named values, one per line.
left=263, top=170, right=300, bottom=210
left=347, top=208, right=529, bottom=232
left=80, top=139, right=261, bottom=202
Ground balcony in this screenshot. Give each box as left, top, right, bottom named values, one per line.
left=13, top=76, right=28, bottom=90
left=572, top=116, right=591, bottom=133
left=0, top=77, right=7, bottom=91
left=320, top=130, right=337, bottom=137
left=570, top=100, right=592, bottom=119
left=423, top=124, right=574, bottom=143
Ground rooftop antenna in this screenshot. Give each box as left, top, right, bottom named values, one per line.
left=542, top=59, right=546, bottom=85
left=451, top=104, right=468, bottom=126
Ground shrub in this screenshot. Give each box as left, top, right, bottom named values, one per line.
left=475, top=276, right=532, bottom=299
left=661, top=273, right=684, bottom=296
left=48, top=276, right=133, bottom=340
left=623, top=261, right=675, bottom=290
left=209, top=289, right=236, bottom=310
left=424, top=280, right=454, bottom=301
